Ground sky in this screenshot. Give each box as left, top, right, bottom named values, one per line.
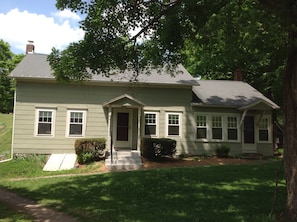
left=0, top=0, right=84, bottom=54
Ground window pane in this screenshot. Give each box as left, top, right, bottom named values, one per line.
left=212, top=116, right=222, bottom=127
left=212, top=128, right=222, bottom=139
left=197, top=128, right=207, bottom=139
left=169, top=114, right=179, bottom=125
left=228, top=129, right=238, bottom=140
left=168, top=126, right=179, bottom=135
left=38, top=123, right=51, bottom=135
left=259, top=130, right=268, bottom=141
left=69, top=124, right=82, bottom=135
left=145, top=113, right=156, bottom=124
left=197, top=115, right=206, bottom=126
left=145, top=125, right=156, bottom=135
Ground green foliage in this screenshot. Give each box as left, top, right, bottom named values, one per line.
left=74, top=138, right=106, bottom=164
left=141, top=138, right=176, bottom=159
left=0, top=39, right=24, bottom=113
left=183, top=0, right=286, bottom=108
left=215, top=145, right=231, bottom=158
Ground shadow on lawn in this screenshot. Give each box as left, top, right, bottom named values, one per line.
left=8, top=162, right=286, bottom=222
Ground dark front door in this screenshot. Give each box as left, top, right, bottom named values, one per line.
left=114, top=110, right=131, bottom=148
left=244, top=116, right=255, bottom=144
left=117, top=112, right=129, bottom=141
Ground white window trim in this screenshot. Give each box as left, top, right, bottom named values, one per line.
left=195, top=113, right=240, bottom=142
left=166, top=112, right=182, bottom=138
left=211, top=115, right=224, bottom=141
left=35, top=108, right=56, bottom=137
left=226, top=115, right=240, bottom=142
left=66, top=110, right=87, bottom=137
left=143, top=111, right=159, bottom=137
left=257, top=115, right=272, bottom=143
left=196, top=114, right=209, bottom=141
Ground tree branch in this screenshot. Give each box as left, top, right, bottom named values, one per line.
left=130, top=0, right=183, bottom=42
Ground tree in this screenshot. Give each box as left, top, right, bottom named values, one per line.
left=0, top=40, right=24, bottom=113
left=50, top=0, right=297, bottom=220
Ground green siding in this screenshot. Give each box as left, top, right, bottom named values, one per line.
left=13, top=81, right=274, bottom=156
left=13, top=81, right=193, bottom=154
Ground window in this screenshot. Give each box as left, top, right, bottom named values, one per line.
left=259, top=117, right=269, bottom=142
left=212, top=116, right=222, bottom=140
left=67, top=110, right=86, bottom=137
left=227, top=116, right=238, bottom=140
left=195, top=113, right=240, bottom=142
left=167, top=113, right=181, bottom=136
left=196, top=115, right=207, bottom=139
left=144, top=112, right=158, bottom=136
left=36, top=109, right=55, bottom=136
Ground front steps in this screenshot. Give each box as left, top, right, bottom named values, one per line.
left=105, top=150, right=143, bottom=171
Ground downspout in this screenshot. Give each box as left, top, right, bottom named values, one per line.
left=107, top=106, right=113, bottom=163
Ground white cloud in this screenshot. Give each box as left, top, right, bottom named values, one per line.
left=0, top=8, right=84, bottom=54
left=53, top=9, right=81, bottom=21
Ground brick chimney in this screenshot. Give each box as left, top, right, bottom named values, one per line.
left=234, top=69, right=242, bottom=81
left=26, top=40, right=35, bottom=54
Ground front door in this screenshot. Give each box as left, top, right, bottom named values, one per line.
left=243, top=116, right=257, bottom=153
left=114, top=110, right=132, bottom=149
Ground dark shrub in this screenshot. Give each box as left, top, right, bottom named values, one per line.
left=75, top=138, right=106, bottom=164
left=215, top=145, right=230, bottom=158
left=141, top=138, right=176, bottom=159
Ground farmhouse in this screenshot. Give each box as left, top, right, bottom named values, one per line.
left=10, top=47, right=279, bottom=168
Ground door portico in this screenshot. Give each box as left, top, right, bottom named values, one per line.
left=103, top=94, right=145, bottom=152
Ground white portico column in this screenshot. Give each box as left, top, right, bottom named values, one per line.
left=107, top=106, right=112, bottom=152
left=137, top=107, right=142, bottom=151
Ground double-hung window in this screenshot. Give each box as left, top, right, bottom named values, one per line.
left=167, top=113, right=181, bottom=136
left=259, top=117, right=269, bottom=142
left=36, top=109, right=55, bottom=136
left=212, top=116, right=222, bottom=140
left=144, top=112, right=158, bottom=136
left=67, top=110, right=86, bottom=137
left=227, top=116, right=238, bottom=140
left=195, top=113, right=239, bottom=142
left=196, top=115, right=207, bottom=139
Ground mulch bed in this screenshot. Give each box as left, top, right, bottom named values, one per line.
left=141, top=156, right=265, bottom=169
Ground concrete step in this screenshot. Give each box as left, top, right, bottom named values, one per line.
left=105, top=151, right=143, bottom=170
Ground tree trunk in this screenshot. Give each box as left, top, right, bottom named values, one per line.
left=280, top=44, right=297, bottom=221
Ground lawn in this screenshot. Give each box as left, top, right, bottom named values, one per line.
left=0, top=113, right=13, bottom=160
left=0, top=158, right=286, bottom=222
left=0, top=204, right=33, bottom=222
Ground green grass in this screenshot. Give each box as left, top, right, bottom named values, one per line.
left=0, top=158, right=286, bottom=222
left=0, top=204, right=33, bottom=222
left=0, top=113, right=13, bottom=160
left=0, top=155, right=105, bottom=179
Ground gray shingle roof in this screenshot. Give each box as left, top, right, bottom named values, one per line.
left=192, top=80, right=279, bottom=110
left=10, top=53, right=198, bottom=86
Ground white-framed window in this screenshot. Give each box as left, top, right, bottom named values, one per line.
left=258, top=116, right=270, bottom=142
left=35, top=109, right=55, bottom=136
left=166, top=113, right=181, bottom=137
left=227, top=116, right=239, bottom=141
left=212, top=116, right=223, bottom=140
left=67, top=110, right=86, bottom=137
left=195, top=113, right=240, bottom=142
left=144, top=112, right=158, bottom=137
left=196, top=115, right=208, bottom=139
